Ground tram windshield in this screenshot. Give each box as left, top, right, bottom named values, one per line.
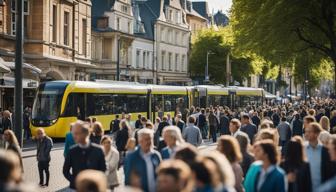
left=32, top=82, right=68, bottom=123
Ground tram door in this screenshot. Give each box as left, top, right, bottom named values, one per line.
left=229, top=90, right=236, bottom=110
left=198, top=88, right=207, bottom=108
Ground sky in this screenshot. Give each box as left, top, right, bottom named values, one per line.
left=192, top=0, right=233, bottom=15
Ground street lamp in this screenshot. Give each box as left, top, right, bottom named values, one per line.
left=205, top=51, right=214, bottom=84
left=288, top=72, right=292, bottom=102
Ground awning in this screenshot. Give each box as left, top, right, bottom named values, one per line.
left=0, top=58, right=42, bottom=74
left=0, top=58, right=10, bottom=73
left=0, top=76, right=39, bottom=88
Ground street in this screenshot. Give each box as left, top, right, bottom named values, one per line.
left=22, top=139, right=217, bottom=192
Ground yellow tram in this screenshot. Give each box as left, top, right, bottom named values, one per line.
left=31, top=81, right=265, bottom=138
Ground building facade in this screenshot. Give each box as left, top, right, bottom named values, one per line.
left=92, top=0, right=191, bottom=84
left=184, top=0, right=208, bottom=34
left=0, top=0, right=92, bottom=81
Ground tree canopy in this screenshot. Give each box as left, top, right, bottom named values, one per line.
left=189, top=27, right=259, bottom=85
left=231, top=0, right=336, bottom=90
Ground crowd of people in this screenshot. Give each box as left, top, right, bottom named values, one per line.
left=1, top=99, right=336, bottom=192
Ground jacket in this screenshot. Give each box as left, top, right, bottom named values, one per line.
left=320, top=146, right=336, bottom=183
left=124, top=148, right=161, bottom=192
left=208, top=114, right=219, bottom=127
left=280, top=161, right=312, bottom=192
left=115, top=127, right=129, bottom=152
left=36, top=136, right=53, bottom=162
left=1, top=118, right=12, bottom=133
left=183, top=125, right=202, bottom=146
left=105, top=147, right=120, bottom=187
left=292, top=118, right=303, bottom=136
left=63, top=143, right=106, bottom=189
left=244, top=161, right=286, bottom=192
left=197, top=114, right=207, bottom=128
left=157, top=121, right=170, bottom=137
left=219, top=114, right=230, bottom=135
left=241, top=123, right=257, bottom=144
left=64, top=132, right=75, bottom=157
left=161, top=147, right=170, bottom=160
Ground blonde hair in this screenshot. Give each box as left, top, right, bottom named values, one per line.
left=4, top=130, right=19, bottom=146
left=125, top=138, right=136, bottom=151
left=319, top=116, right=330, bottom=132
left=319, top=131, right=331, bottom=146
left=162, top=126, right=185, bottom=145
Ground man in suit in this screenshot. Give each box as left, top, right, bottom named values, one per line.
left=305, top=122, right=336, bottom=192
left=318, top=135, right=336, bottom=192
left=124, top=128, right=161, bottom=192
left=161, top=126, right=183, bottom=159
left=197, top=109, right=207, bottom=139
left=156, top=116, right=170, bottom=137
left=219, top=110, right=230, bottom=135
left=63, top=121, right=106, bottom=189
left=240, top=114, right=257, bottom=144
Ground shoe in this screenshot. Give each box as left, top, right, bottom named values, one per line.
left=38, top=183, right=44, bottom=187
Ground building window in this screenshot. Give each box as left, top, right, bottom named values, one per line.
left=161, top=28, right=165, bottom=42
left=147, top=52, right=150, bottom=69
left=161, top=51, right=165, bottom=70
left=168, top=53, right=172, bottom=71
left=136, top=50, right=140, bottom=68
left=82, top=19, right=87, bottom=55
left=52, top=5, right=57, bottom=42
left=169, top=10, right=173, bottom=21
left=63, top=11, right=70, bottom=46
left=142, top=51, right=147, bottom=69
left=175, top=31, right=179, bottom=45
left=175, top=54, right=179, bottom=71
left=168, top=29, right=172, bottom=43
left=121, top=5, right=128, bottom=13
left=11, top=0, right=29, bottom=36
left=128, top=21, right=131, bottom=33
left=116, top=17, right=120, bottom=30
left=182, top=55, right=186, bottom=72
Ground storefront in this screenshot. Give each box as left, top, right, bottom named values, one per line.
left=0, top=77, right=39, bottom=110
left=0, top=57, right=41, bottom=110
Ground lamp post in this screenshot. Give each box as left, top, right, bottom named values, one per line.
left=205, top=51, right=214, bottom=84
left=116, top=37, right=121, bottom=81
left=15, top=0, right=24, bottom=147
left=288, top=72, right=292, bottom=102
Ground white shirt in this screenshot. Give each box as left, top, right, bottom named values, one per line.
left=141, top=150, right=156, bottom=192
left=257, top=165, right=275, bottom=191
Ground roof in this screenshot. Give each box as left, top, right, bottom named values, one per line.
left=164, top=0, right=182, bottom=10
left=91, top=0, right=115, bottom=29
left=214, top=10, right=229, bottom=26
left=185, top=0, right=207, bottom=21
left=137, top=0, right=161, bottom=40
left=192, top=1, right=210, bottom=19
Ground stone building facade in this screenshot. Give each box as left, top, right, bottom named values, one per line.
left=0, top=0, right=92, bottom=81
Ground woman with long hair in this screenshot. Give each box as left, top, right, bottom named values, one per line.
left=90, top=122, right=104, bottom=144
left=100, top=136, right=119, bottom=190
left=217, top=135, right=244, bottom=192
left=280, top=138, right=312, bottom=192
left=319, top=116, right=331, bottom=132
left=244, top=140, right=286, bottom=192
left=3, top=130, right=23, bottom=171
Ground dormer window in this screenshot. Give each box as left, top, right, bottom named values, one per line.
left=169, top=9, right=173, bottom=21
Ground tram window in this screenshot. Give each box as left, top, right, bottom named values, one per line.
left=63, top=93, right=85, bottom=119
left=88, top=94, right=147, bottom=115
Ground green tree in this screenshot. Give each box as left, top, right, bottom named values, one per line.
left=231, top=0, right=336, bottom=90
left=189, top=27, right=256, bottom=84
